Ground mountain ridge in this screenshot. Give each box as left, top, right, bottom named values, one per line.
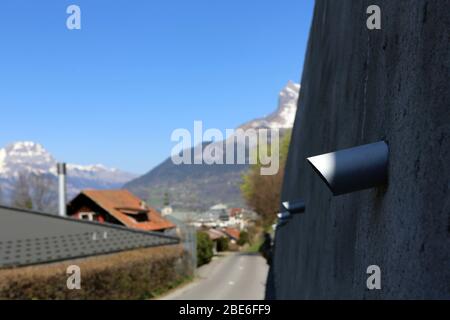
left=0, top=141, right=137, bottom=199
left=124, top=81, right=300, bottom=210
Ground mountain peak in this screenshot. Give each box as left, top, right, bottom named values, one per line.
left=5, top=141, right=51, bottom=156
left=271, top=81, right=301, bottom=128
left=0, top=141, right=55, bottom=176
left=0, top=141, right=137, bottom=200
left=280, top=81, right=301, bottom=105
left=125, top=81, right=301, bottom=210
left=284, top=80, right=301, bottom=91
left=238, top=81, right=300, bottom=131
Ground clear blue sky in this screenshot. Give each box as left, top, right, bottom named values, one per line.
left=0, top=0, right=314, bottom=174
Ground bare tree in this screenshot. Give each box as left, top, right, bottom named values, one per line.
left=12, top=172, right=33, bottom=210
left=11, top=172, right=57, bottom=213
left=29, top=174, right=57, bottom=213
left=0, top=183, right=4, bottom=206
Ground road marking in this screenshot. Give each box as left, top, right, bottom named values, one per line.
left=228, top=281, right=235, bottom=286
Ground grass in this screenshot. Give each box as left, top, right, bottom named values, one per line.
left=148, top=275, right=194, bottom=299
left=245, top=236, right=264, bottom=253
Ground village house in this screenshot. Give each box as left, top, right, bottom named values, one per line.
left=204, top=228, right=228, bottom=254
left=222, top=227, right=241, bottom=244
left=67, top=189, right=175, bottom=233
left=228, top=208, right=244, bottom=229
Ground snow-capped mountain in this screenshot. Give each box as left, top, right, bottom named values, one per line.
left=195, top=81, right=300, bottom=163
left=125, top=81, right=300, bottom=210
left=238, top=81, right=300, bottom=131
left=0, top=141, right=137, bottom=198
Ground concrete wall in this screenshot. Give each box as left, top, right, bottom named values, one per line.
left=271, top=0, right=449, bottom=299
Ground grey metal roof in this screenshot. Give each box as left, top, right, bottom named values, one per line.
left=0, top=205, right=179, bottom=268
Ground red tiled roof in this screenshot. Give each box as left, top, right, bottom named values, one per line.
left=206, top=228, right=227, bottom=241
left=223, top=227, right=240, bottom=240
left=229, top=208, right=242, bottom=217
left=79, top=190, right=175, bottom=232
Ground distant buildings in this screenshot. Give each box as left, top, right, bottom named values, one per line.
left=161, top=205, right=173, bottom=216
left=222, top=227, right=241, bottom=244
left=185, top=204, right=257, bottom=231
left=174, top=204, right=259, bottom=249
left=67, top=189, right=175, bottom=233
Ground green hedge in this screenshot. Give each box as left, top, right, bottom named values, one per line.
left=0, top=245, right=191, bottom=300
left=196, top=231, right=214, bottom=267
left=217, top=237, right=230, bottom=252
left=238, top=231, right=250, bottom=246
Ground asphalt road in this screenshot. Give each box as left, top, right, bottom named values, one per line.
left=161, top=252, right=269, bottom=300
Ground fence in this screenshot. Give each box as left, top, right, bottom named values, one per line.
left=165, top=215, right=197, bottom=273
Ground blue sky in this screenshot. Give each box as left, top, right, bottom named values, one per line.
left=0, top=0, right=314, bottom=174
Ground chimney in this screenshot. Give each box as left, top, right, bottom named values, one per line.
left=57, top=163, right=67, bottom=217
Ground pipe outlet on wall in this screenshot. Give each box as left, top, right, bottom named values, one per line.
left=306, top=141, right=389, bottom=196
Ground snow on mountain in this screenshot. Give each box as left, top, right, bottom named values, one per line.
left=0, top=141, right=54, bottom=177
left=0, top=148, right=6, bottom=174
left=237, top=81, right=300, bottom=131
left=194, top=81, right=300, bottom=165
left=125, top=81, right=301, bottom=210
left=0, top=141, right=137, bottom=198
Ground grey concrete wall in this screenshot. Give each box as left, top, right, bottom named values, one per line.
left=271, top=0, right=449, bottom=299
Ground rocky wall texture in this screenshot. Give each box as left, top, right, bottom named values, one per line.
left=270, top=0, right=449, bottom=299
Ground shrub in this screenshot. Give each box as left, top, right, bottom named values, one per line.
left=216, top=237, right=229, bottom=252
left=196, top=231, right=213, bottom=267
left=0, top=245, right=192, bottom=300
left=238, top=231, right=250, bottom=246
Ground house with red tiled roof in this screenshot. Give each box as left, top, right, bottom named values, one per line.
left=205, top=228, right=227, bottom=241
left=67, top=190, right=175, bottom=232
left=222, top=227, right=241, bottom=243
left=229, top=208, right=242, bottom=218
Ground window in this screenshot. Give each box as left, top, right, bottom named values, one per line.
left=79, top=212, right=94, bottom=221
left=125, top=212, right=148, bottom=222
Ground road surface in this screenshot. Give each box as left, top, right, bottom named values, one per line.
left=161, top=252, right=269, bottom=300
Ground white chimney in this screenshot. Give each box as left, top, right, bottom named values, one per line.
left=57, top=163, right=67, bottom=216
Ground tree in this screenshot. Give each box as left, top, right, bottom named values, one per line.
left=29, top=173, right=57, bottom=213
left=0, top=184, right=4, bottom=206
left=11, top=172, right=57, bottom=213
left=12, top=172, right=33, bottom=210
left=240, top=130, right=292, bottom=227
left=163, top=191, right=170, bottom=207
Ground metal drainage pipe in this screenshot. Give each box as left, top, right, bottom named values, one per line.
left=282, top=199, right=306, bottom=214
left=277, top=211, right=291, bottom=220
left=306, top=141, right=389, bottom=196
